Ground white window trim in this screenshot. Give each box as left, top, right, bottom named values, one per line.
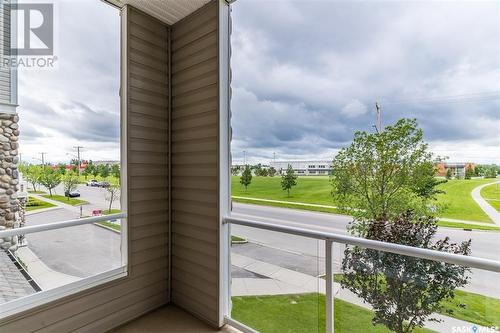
left=218, top=0, right=231, bottom=326
left=0, top=266, right=127, bottom=319
left=0, top=4, right=128, bottom=320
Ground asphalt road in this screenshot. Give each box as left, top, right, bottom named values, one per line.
left=232, top=202, right=500, bottom=297
left=25, top=185, right=122, bottom=278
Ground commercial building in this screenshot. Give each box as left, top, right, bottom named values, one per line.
left=270, top=160, right=332, bottom=176
left=436, top=162, right=475, bottom=178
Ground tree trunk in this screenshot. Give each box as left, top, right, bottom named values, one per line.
left=108, top=193, right=113, bottom=213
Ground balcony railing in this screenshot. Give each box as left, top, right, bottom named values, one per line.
left=0, top=213, right=127, bottom=318
left=225, top=215, right=500, bottom=333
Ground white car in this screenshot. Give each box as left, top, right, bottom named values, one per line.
left=86, top=180, right=99, bottom=187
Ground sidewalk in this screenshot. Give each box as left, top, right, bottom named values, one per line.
left=471, top=181, right=500, bottom=226
left=15, top=247, right=80, bottom=290
left=231, top=253, right=498, bottom=333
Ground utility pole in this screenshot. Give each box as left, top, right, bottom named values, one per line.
left=73, top=146, right=84, bottom=176
left=375, top=102, right=383, bottom=133
left=273, top=152, right=276, bottom=165
left=39, top=152, right=47, bottom=168
left=243, top=150, right=247, bottom=166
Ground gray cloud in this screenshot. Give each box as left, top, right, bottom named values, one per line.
left=231, top=0, right=500, bottom=163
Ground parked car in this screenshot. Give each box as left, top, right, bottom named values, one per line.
left=65, top=190, right=81, bottom=198
left=86, top=180, right=99, bottom=187
left=97, top=181, right=110, bottom=188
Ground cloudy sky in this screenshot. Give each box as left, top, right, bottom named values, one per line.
left=231, top=0, right=500, bottom=165
left=17, top=0, right=499, bottom=165
left=18, top=0, right=120, bottom=164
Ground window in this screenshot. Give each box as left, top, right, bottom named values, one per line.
left=0, top=0, right=125, bottom=318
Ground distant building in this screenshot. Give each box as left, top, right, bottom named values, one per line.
left=436, top=162, right=475, bottom=178
left=270, top=160, right=332, bottom=176
left=93, top=160, right=120, bottom=166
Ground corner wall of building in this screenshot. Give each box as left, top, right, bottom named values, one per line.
left=170, top=0, right=222, bottom=327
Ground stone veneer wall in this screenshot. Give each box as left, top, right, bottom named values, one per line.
left=0, top=113, right=19, bottom=233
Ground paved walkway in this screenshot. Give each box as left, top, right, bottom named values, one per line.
left=15, top=247, right=80, bottom=290
left=231, top=253, right=499, bottom=333
left=471, top=181, right=500, bottom=226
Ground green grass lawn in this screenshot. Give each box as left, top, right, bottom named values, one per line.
left=96, top=221, right=121, bottom=232
left=101, top=209, right=122, bottom=215
left=232, top=176, right=496, bottom=223
left=437, top=220, right=500, bottom=232
left=41, top=194, right=88, bottom=206
left=232, top=293, right=433, bottom=333
left=331, top=274, right=500, bottom=328
left=481, top=182, right=500, bottom=212
left=436, top=179, right=496, bottom=223
left=440, top=289, right=500, bottom=328
left=26, top=196, right=56, bottom=211
left=28, top=190, right=47, bottom=194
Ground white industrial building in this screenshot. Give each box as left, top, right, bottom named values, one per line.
left=270, top=160, right=332, bottom=176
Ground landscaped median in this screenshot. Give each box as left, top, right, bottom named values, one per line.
left=232, top=176, right=500, bottom=229
left=41, top=194, right=88, bottom=206
left=26, top=196, right=56, bottom=212
left=481, top=182, right=500, bottom=212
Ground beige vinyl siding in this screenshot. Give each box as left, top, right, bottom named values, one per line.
left=170, top=0, right=220, bottom=326
left=0, top=6, right=170, bottom=332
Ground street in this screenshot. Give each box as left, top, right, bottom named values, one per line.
left=232, top=202, right=500, bottom=298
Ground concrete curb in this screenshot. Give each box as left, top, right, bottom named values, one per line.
left=93, top=222, right=121, bottom=234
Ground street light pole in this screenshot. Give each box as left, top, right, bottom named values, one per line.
left=39, top=152, right=47, bottom=168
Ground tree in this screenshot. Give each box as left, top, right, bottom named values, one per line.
left=464, top=165, right=474, bottom=180
left=240, top=165, right=252, bottom=191
left=90, top=164, right=100, bottom=178
left=57, top=163, right=67, bottom=175
left=82, top=165, right=90, bottom=180
left=40, top=168, right=61, bottom=196
left=445, top=168, right=452, bottom=180
left=268, top=167, right=277, bottom=177
left=22, top=164, right=43, bottom=192
left=231, top=166, right=241, bottom=176
left=62, top=171, right=80, bottom=200
left=111, top=164, right=120, bottom=182
left=105, top=185, right=121, bottom=213
left=341, top=211, right=471, bottom=333
left=281, top=165, right=297, bottom=197
left=254, top=164, right=263, bottom=176
left=99, top=164, right=110, bottom=179
left=485, top=166, right=498, bottom=179
left=330, top=119, right=441, bottom=221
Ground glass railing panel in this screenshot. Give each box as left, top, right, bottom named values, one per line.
left=230, top=224, right=323, bottom=332
left=0, top=216, right=123, bottom=306
left=334, top=245, right=500, bottom=333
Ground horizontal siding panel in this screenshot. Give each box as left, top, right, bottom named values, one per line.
left=131, top=222, right=169, bottom=240
left=171, top=200, right=217, bottom=218
left=170, top=153, right=217, bottom=165
left=171, top=99, right=217, bottom=119
left=171, top=288, right=217, bottom=322
left=172, top=210, right=219, bottom=231
left=130, top=62, right=166, bottom=85
left=129, top=75, right=168, bottom=95
left=172, top=222, right=218, bottom=245
left=131, top=233, right=168, bottom=253
left=130, top=113, right=168, bottom=129
left=172, top=30, right=217, bottom=64
left=172, top=188, right=218, bottom=204
left=171, top=18, right=217, bottom=51
left=171, top=46, right=217, bottom=75
left=129, top=164, right=168, bottom=177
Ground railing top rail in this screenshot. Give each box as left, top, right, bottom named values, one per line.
left=0, top=213, right=127, bottom=238
left=225, top=215, right=500, bottom=273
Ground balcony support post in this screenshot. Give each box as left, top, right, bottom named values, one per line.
left=325, top=240, right=334, bottom=333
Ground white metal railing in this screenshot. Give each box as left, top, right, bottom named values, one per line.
left=0, top=213, right=127, bottom=238
left=225, top=215, right=500, bottom=333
